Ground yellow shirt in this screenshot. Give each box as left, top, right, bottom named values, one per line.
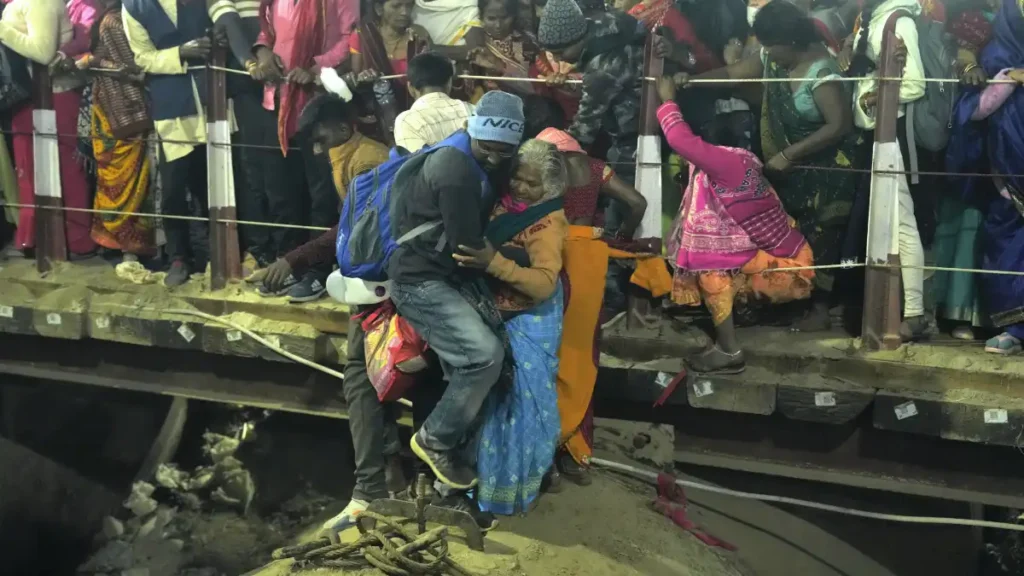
left=327, top=133, right=390, bottom=200
left=0, top=0, right=78, bottom=92
left=122, top=0, right=207, bottom=163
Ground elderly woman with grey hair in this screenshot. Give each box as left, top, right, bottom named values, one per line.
left=453, top=138, right=569, bottom=516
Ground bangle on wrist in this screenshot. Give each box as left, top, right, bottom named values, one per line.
left=960, top=63, right=979, bottom=78
left=781, top=150, right=794, bottom=163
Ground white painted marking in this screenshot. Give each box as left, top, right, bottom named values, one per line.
left=0, top=305, right=13, bottom=318
left=655, top=371, right=672, bottom=388
left=635, top=134, right=662, bottom=239
left=815, top=392, right=837, bottom=407
left=178, top=323, right=196, bottom=343
left=95, top=316, right=111, bottom=329
left=984, top=409, right=1008, bottom=425
left=693, top=381, right=714, bottom=398
left=895, top=401, right=918, bottom=421
left=33, top=109, right=61, bottom=198
left=46, top=313, right=62, bottom=326
left=207, top=120, right=236, bottom=209
left=226, top=330, right=243, bottom=342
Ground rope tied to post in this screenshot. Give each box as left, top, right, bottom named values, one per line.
left=270, top=511, right=475, bottom=575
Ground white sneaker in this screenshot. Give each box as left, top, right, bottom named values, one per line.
left=319, top=499, right=368, bottom=542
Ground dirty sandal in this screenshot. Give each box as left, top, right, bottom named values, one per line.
left=985, top=333, right=1022, bottom=355
left=687, top=346, right=745, bottom=375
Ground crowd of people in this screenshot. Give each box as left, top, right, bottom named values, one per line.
left=0, top=0, right=1023, bottom=532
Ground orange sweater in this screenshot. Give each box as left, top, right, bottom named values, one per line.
left=487, top=206, right=568, bottom=312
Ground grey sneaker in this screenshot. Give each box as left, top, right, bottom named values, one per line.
left=258, top=273, right=298, bottom=297
left=288, top=273, right=327, bottom=303
left=165, top=260, right=190, bottom=287
left=410, top=434, right=477, bottom=490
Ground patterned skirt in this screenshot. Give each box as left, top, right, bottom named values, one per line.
left=477, top=281, right=564, bottom=515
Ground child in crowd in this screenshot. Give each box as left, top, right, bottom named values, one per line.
left=394, top=52, right=476, bottom=152
left=470, top=0, right=540, bottom=98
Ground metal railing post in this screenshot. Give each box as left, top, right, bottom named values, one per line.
left=626, top=34, right=664, bottom=329
left=860, top=20, right=904, bottom=351
left=206, top=50, right=242, bottom=290
left=32, top=64, right=66, bottom=272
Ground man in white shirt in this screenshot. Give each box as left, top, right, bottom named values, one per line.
left=393, top=52, right=474, bottom=153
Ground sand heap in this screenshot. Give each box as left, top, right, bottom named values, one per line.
left=252, top=471, right=750, bottom=576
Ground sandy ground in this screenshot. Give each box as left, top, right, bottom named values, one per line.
left=248, top=471, right=750, bottom=576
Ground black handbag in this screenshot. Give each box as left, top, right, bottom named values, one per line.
left=0, top=44, right=31, bottom=111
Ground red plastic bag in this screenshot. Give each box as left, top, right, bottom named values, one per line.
left=360, top=301, right=428, bottom=402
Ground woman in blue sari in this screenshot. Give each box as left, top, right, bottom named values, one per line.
left=946, top=0, right=1024, bottom=355
left=453, top=139, right=568, bottom=514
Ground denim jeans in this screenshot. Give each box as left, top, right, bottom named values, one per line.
left=390, top=280, right=505, bottom=452
left=344, top=308, right=400, bottom=502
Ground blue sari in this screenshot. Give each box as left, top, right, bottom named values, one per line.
left=946, top=0, right=1024, bottom=339
left=477, top=281, right=563, bottom=515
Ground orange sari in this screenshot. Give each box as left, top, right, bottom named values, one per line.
left=558, top=226, right=671, bottom=464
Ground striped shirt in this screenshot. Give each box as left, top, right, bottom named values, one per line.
left=208, top=0, right=261, bottom=22
left=393, top=92, right=475, bottom=153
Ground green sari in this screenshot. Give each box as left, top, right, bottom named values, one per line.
left=931, top=195, right=986, bottom=325
left=760, top=54, right=860, bottom=293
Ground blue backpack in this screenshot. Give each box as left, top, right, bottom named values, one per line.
left=335, top=131, right=488, bottom=282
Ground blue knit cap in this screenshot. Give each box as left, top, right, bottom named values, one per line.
left=467, top=91, right=525, bottom=146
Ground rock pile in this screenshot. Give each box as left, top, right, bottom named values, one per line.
left=77, top=482, right=192, bottom=576
left=154, top=432, right=256, bottom=514
left=76, top=433, right=257, bottom=576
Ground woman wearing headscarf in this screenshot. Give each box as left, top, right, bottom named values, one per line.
left=453, top=139, right=568, bottom=514
left=946, top=0, right=1024, bottom=355
left=658, top=74, right=815, bottom=374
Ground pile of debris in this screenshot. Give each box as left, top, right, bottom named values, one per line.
left=76, top=482, right=212, bottom=576
left=76, top=433, right=257, bottom=576
left=154, top=432, right=256, bottom=514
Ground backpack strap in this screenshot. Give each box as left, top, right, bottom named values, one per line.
left=396, top=220, right=442, bottom=245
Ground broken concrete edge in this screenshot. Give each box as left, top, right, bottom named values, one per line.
left=595, top=356, right=1024, bottom=444
left=0, top=278, right=347, bottom=366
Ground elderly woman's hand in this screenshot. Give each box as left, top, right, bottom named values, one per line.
left=454, top=240, right=497, bottom=269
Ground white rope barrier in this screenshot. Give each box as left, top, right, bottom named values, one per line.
left=133, top=64, right=1024, bottom=86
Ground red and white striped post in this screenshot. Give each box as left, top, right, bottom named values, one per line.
left=626, top=35, right=664, bottom=329
left=860, top=19, right=904, bottom=351
left=206, top=49, right=242, bottom=290
left=31, top=64, right=66, bottom=272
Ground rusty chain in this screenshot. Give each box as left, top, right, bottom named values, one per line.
left=271, top=511, right=475, bottom=576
